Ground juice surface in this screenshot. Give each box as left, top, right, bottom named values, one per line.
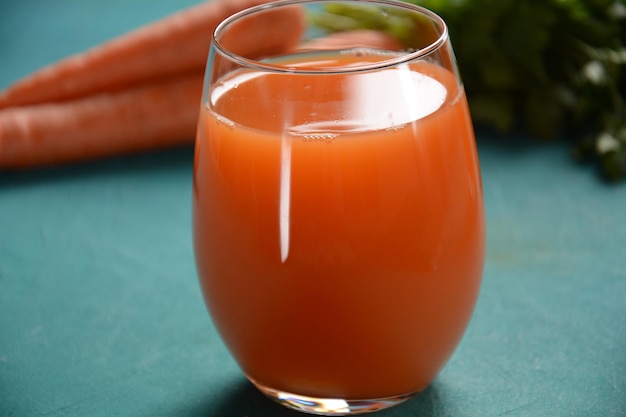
left=193, top=52, right=485, bottom=399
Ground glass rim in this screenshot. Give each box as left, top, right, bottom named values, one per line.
left=211, top=0, right=449, bottom=74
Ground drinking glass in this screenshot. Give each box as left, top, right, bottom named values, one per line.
left=193, top=0, right=485, bottom=414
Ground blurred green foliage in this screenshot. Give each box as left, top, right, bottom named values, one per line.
left=314, top=0, right=626, bottom=182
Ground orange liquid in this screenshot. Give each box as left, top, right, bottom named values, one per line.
left=193, top=52, right=485, bottom=400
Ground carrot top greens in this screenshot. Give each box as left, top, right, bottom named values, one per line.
left=313, top=0, right=626, bottom=182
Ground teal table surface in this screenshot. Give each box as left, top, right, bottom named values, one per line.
left=1, top=2, right=625, bottom=416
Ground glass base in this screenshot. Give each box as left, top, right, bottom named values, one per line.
left=249, top=378, right=417, bottom=415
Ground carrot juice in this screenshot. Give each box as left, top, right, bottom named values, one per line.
left=193, top=51, right=485, bottom=400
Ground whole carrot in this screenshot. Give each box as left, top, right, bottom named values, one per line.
left=0, top=74, right=203, bottom=168
left=0, top=0, right=307, bottom=168
left=0, top=0, right=303, bottom=108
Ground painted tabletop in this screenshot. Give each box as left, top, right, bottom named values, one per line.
left=1, top=1, right=625, bottom=416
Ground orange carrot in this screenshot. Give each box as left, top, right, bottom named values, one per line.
left=299, top=30, right=404, bottom=52
left=0, top=0, right=304, bottom=108
left=0, top=74, right=203, bottom=168
left=0, top=0, right=307, bottom=168
left=218, top=4, right=305, bottom=59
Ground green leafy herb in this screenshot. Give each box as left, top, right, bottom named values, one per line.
left=313, top=0, right=626, bottom=182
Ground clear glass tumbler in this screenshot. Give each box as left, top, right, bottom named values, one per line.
left=193, top=1, right=485, bottom=414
